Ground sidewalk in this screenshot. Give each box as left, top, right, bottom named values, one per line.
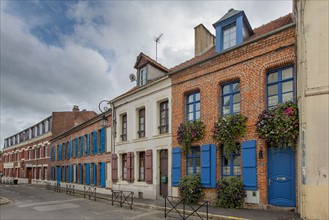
left=2, top=183, right=301, bottom=220
left=91, top=188, right=300, bottom=220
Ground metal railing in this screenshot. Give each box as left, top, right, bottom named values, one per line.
left=164, top=196, right=209, bottom=220
left=46, top=182, right=52, bottom=190
left=0, top=178, right=14, bottom=185
left=84, top=186, right=96, bottom=201
left=111, top=190, right=134, bottom=209
left=66, top=184, right=75, bottom=196
left=54, top=182, right=61, bottom=192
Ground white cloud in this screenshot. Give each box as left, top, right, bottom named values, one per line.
left=0, top=0, right=292, bottom=149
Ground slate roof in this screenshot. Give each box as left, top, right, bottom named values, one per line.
left=213, top=9, right=243, bottom=26
left=169, top=13, right=294, bottom=73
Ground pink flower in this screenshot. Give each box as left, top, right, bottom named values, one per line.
left=284, top=107, right=294, bottom=117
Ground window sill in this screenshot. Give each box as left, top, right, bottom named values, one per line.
left=153, top=133, right=171, bottom=139
left=133, top=181, right=148, bottom=187
left=132, top=137, right=149, bottom=143
left=116, top=180, right=129, bottom=185
left=116, top=141, right=129, bottom=146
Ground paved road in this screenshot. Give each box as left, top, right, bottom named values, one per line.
left=0, top=184, right=171, bottom=220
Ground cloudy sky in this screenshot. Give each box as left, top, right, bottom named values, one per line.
left=0, top=0, right=292, bottom=149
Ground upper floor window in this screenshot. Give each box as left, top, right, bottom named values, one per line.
left=223, top=24, right=236, bottom=50
left=267, top=66, right=294, bottom=108
left=139, top=67, right=147, bottom=86
left=121, top=114, right=127, bottom=141
left=138, top=109, right=145, bottom=138
left=159, top=101, right=169, bottom=134
left=34, top=126, right=38, bottom=137
left=186, top=92, right=200, bottom=121
left=222, top=82, right=240, bottom=115
left=186, top=146, right=200, bottom=175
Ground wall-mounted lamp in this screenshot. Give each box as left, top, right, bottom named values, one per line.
left=258, top=149, right=263, bottom=159
left=101, top=115, right=108, bottom=128
left=98, top=100, right=111, bottom=127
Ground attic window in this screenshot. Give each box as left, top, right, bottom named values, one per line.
left=223, top=24, right=236, bottom=50
left=139, top=67, right=147, bottom=86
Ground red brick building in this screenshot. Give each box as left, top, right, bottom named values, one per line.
left=2, top=106, right=97, bottom=184
left=49, top=112, right=111, bottom=192
left=170, top=9, right=296, bottom=209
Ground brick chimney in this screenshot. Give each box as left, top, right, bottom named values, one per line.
left=194, top=24, right=215, bottom=56
left=72, top=105, right=79, bottom=112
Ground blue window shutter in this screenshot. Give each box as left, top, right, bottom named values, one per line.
left=80, top=163, right=83, bottom=184
left=100, top=128, right=105, bottom=153
left=68, top=142, right=71, bottom=159
left=68, top=165, right=71, bottom=183
left=71, top=141, right=73, bottom=158
left=172, top=147, right=181, bottom=186
left=86, top=163, right=90, bottom=185
left=59, top=144, right=62, bottom=161
left=100, top=162, right=106, bottom=188
left=201, top=144, right=217, bottom=188
left=57, top=166, right=61, bottom=184
left=75, top=138, right=79, bottom=157
left=80, top=137, right=84, bottom=156
left=54, top=147, right=57, bottom=161
left=93, top=163, right=97, bottom=185
left=63, top=143, right=66, bottom=160
left=242, top=140, right=257, bottom=190
left=50, top=147, right=53, bottom=161
left=86, top=134, right=90, bottom=155
left=93, top=131, right=97, bottom=154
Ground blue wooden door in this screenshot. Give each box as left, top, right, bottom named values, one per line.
left=267, top=148, right=296, bottom=207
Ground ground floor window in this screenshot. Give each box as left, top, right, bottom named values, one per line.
left=122, top=154, right=127, bottom=180
left=139, top=151, right=145, bottom=181
left=221, top=152, right=241, bottom=178
left=186, top=146, right=200, bottom=175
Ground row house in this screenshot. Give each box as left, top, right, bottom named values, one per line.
left=169, top=9, right=296, bottom=209
left=296, top=0, right=329, bottom=219
left=2, top=107, right=97, bottom=184
left=110, top=53, right=172, bottom=199
left=49, top=112, right=112, bottom=192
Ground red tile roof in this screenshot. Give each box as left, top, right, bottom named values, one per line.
left=169, top=13, right=294, bottom=73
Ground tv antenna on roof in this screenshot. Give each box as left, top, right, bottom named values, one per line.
left=154, top=33, right=163, bottom=61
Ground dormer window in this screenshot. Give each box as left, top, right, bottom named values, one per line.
left=213, top=9, right=253, bottom=53
left=223, top=24, right=236, bottom=50
left=139, top=67, right=147, bottom=86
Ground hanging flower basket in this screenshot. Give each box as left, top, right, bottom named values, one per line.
left=177, top=120, right=205, bottom=153
left=256, top=101, right=299, bottom=148
left=213, top=114, right=247, bottom=159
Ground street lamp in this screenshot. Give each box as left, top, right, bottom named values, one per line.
left=98, top=100, right=111, bottom=128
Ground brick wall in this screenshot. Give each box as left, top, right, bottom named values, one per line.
left=51, top=111, right=97, bottom=137
left=50, top=114, right=111, bottom=187
left=171, top=27, right=296, bottom=206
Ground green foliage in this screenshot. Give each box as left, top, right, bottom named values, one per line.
left=256, top=101, right=299, bottom=148
left=179, top=174, right=203, bottom=204
left=177, top=121, right=205, bottom=153
left=213, top=114, right=247, bottom=159
left=216, top=177, right=245, bottom=209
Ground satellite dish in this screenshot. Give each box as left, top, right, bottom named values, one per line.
left=129, top=74, right=136, bottom=82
